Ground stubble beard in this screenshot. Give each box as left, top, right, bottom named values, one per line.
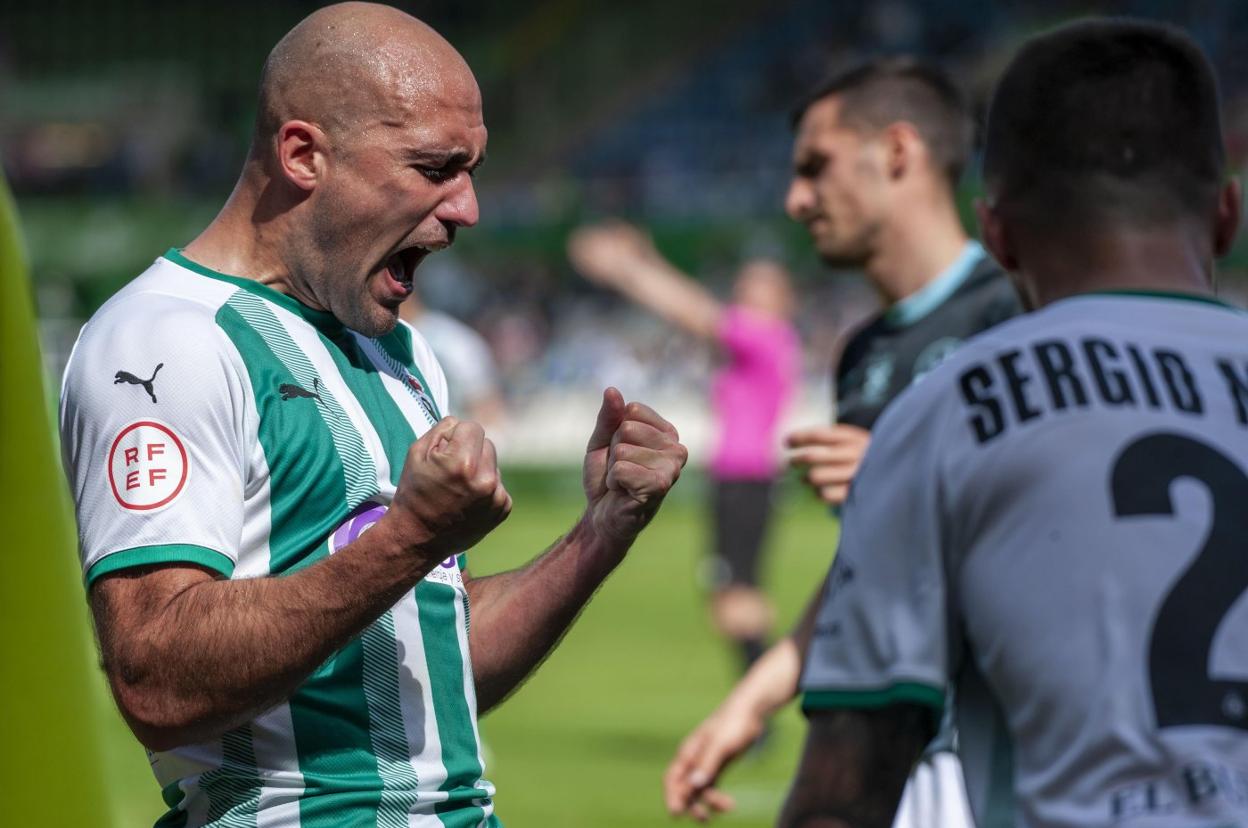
left=329, top=278, right=401, bottom=337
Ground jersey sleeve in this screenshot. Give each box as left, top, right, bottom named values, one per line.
left=800, top=382, right=955, bottom=726
left=60, top=294, right=250, bottom=585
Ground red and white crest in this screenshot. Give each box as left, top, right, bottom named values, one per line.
left=108, top=420, right=189, bottom=511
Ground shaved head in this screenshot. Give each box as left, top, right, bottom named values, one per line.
left=253, top=2, right=477, bottom=156
left=201, top=1, right=488, bottom=338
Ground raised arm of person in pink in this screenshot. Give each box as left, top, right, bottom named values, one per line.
left=568, top=222, right=800, bottom=679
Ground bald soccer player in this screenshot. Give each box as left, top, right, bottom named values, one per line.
left=59, top=5, right=687, bottom=826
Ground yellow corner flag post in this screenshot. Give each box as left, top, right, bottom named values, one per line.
left=0, top=173, right=115, bottom=823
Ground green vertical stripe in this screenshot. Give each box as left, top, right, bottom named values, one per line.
left=218, top=297, right=405, bottom=827
left=227, top=295, right=419, bottom=825
left=215, top=304, right=347, bottom=574
left=326, top=334, right=417, bottom=487
left=226, top=293, right=376, bottom=506
left=418, top=581, right=488, bottom=825
left=338, top=331, right=491, bottom=823
left=361, top=611, right=422, bottom=826
left=287, top=641, right=385, bottom=828
left=199, top=727, right=261, bottom=827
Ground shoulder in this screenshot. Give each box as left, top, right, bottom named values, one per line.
left=62, top=257, right=250, bottom=413
left=835, top=314, right=887, bottom=374
left=955, top=255, right=1024, bottom=329
left=71, top=261, right=240, bottom=367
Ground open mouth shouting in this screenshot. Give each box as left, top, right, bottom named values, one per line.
left=383, top=245, right=431, bottom=298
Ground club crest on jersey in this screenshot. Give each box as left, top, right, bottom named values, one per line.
left=108, top=420, right=189, bottom=511
left=403, top=373, right=439, bottom=422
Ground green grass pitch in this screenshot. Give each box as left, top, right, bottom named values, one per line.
left=95, top=469, right=836, bottom=827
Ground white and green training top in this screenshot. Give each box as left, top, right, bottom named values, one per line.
left=60, top=250, right=500, bottom=828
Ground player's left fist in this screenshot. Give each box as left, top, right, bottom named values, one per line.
left=582, top=387, right=688, bottom=544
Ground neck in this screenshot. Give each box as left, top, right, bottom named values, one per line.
left=181, top=163, right=314, bottom=303
left=1020, top=224, right=1215, bottom=308
left=864, top=188, right=969, bottom=305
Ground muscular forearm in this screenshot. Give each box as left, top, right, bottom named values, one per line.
left=466, top=516, right=629, bottom=712
left=94, top=517, right=442, bottom=751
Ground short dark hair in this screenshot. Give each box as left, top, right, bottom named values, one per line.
left=792, top=58, right=974, bottom=187
left=982, top=18, right=1225, bottom=228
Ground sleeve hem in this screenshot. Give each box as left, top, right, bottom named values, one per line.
left=85, top=544, right=235, bottom=587
left=802, top=681, right=945, bottom=719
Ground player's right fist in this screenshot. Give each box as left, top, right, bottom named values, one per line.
left=388, top=416, right=511, bottom=562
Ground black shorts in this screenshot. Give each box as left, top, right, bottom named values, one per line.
left=711, top=477, right=776, bottom=588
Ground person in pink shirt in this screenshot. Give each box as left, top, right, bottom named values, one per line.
left=569, top=223, right=800, bottom=676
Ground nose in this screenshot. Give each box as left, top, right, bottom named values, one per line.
left=437, top=174, right=480, bottom=229
left=784, top=178, right=813, bottom=222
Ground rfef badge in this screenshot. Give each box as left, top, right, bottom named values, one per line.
left=108, top=420, right=189, bottom=511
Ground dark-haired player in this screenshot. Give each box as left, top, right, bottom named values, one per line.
left=784, top=19, right=1246, bottom=828
left=667, top=59, right=1017, bottom=827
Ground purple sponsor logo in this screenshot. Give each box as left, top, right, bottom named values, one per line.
left=329, top=501, right=459, bottom=570
left=329, top=501, right=388, bottom=553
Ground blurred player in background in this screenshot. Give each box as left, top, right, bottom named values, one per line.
left=666, top=59, right=1021, bottom=825
left=401, top=288, right=507, bottom=436
left=568, top=225, right=800, bottom=678
left=783, top=18, right=1247, bottom=827
left=59, top=4, right=687, bottom=826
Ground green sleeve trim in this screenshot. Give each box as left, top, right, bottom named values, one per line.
left=85, top=544, right=235, bottom=586
left=457, top=553, right=468, bottom=571
left=802, top=682, right=945, bottom=716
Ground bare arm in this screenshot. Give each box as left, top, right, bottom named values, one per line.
left=466, top=387, right=687, bottom=712
left=567, top=222, right=723, bottom=340
left=664, top=581, right=824, bottom=819
left=777, top=706, right=932, bottom=828
left=92, top=417, right=511, bottom=752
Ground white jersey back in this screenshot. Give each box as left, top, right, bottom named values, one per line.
left=801, top=293, right=1248, bottom=828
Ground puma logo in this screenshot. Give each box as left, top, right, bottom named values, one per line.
left=114, top=363, right=163, bottom=403
left=279, top=378, right=323, bottom=402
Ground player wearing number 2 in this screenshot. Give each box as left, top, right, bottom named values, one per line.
left=781, top=19, right=1248, bottom=828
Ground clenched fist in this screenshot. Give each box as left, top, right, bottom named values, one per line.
left=386, top=416, right=511, bottom=562
left=582, top=387, right=688, bottom=544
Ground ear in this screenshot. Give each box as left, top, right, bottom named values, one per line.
left=275, top=120, right=327, bottom=192
left=1213, top=178, right=1241, bottom=258
left=882, top=122, right=922, bottom=181
left=975, top=197, right=1018, bottom=272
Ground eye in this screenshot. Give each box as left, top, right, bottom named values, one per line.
left=416, top=164, right=456, bottom=183
left=796, top=156, right=827, bottom=179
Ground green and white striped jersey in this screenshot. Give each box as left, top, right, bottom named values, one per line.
left=60, top=250, right=499, bottom=828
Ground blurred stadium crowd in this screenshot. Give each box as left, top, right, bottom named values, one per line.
left=6, top=0, right=1248, bottom=463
